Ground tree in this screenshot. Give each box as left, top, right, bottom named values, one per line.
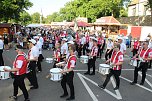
left=147, top=0, right=152, bottom=25
left=0, top=0, right=33, bottom=22
left=31, top=12, right=41, bottom=23
left=19, top=11, right=32, bottom=26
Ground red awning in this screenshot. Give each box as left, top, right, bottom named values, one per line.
left=94, top=16, right=121, bottom=26
left=69, top=21, right=91, bottom=27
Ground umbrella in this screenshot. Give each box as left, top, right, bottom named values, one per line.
left=69, top=21, right=91, bottom=27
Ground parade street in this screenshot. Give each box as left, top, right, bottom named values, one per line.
left=0, top=48, right=152, bottom=101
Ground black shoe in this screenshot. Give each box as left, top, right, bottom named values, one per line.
left=130, top=81, right=137, bottom=85
left=30, top=87, right=38, bottom=89
left=9, top=96, right=17, bottom=100
left=84, top=72, right=90, bottom=75
left=114, top=86, right=119, bottom=90
left=98, top=85, right=105, bottom=89
left=66, top=97, right=75, bottom=100
left=140, top=82, right=144, bottom=85
left=24, top=98, right=30, bottom=101
left=60, top=94, right=68, bottom=98
left=89, top=72, right=95, bottom=75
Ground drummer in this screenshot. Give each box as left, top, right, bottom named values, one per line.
left=3, top=45, right=30, bottom=101
left=98, top=43, right=123, bottom=90
left=84, top=37, right=98, bottom=75
left=52, top=42, right=61, bottom=68
left=60, top=45, right=76, bottom=100
left=130, top=41, right=152, bottom=85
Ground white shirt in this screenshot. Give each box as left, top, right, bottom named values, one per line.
left=107, top=41, right=113, bottom=49
left=148, top=40, right=152, bottom=48
left=61, top=43, right=68, bottom=55
left=120, top=43, right=126, bottom=54
left=0, top=39, right=4, bottom=49
left=88, top=41, right=93, bottom=50
left=36, top=41, right=42, bottom=54
left=39, top=37, right=44, bottom=45
left=81, top=37, right=86, bottom=45
left=29, top=46, right=39, bottom=60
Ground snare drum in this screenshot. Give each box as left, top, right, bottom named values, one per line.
left=99, top=64, right=110, bottom=75
left=50, top=68, right=62, bottom=81
left=0, top=66, right=11, bottom=80
left=46, top=58, right=53, bottom=63
left=80, top=56, right=89, bottom=63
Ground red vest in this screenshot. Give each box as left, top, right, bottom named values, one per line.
left=67, top=55, right=76, bottom=69
left=97, top=37, right=103, bottom=45
left=86, top=36, right=90, bottom=43
left=140, top=48, right=152, bottom=59
left=133, top=41, right=140, bottom=49
left=111, top=51, right=123, bottom=70
left=91, top=46, right=98, bottom=56
left=54, top=49, right=60, bottom=62
left=13, top=53, right=28, bottom=75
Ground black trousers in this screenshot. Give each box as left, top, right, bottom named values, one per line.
left=132, top=49, right=138, bottom=57
left=87, top=56, right=96, bottom=74
left=26, top=61, right=38, bottom=88
left=105, top=49, right=113, bottom=60
left=37, top=54, right=43, bottom=71
left=97, top=44, right=102, bottom=58
left=77, top=45, right=82, bottom=58
left=82, top=44, right=86, bottom=55
left=0, top=50, right=4, bottom=66
left=103, top=69, right=121, bottom=88
left=13, top=74, right=29, bottom=99
left=133, top=62, right=148, bottom=83
left=61, top=71, right=75, bottom=98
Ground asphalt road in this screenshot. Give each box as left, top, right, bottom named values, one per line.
left=0, top=48, right=152, bottom=101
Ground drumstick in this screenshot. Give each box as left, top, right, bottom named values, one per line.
left=46, top=74, right=51, bottom=79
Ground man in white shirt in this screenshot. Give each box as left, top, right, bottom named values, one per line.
left=81, top=34, right=86, bottom=55
left=0, top=35, right=4, bottom=66
left=26, top=39, right=39, bottom=89
left=118, top=37, right=126, bottom=55
left=61, top=38, right=68, bottom=61
left=38, top=34, right=44, bottom=46
left=34, top=36, right=43, bottom=72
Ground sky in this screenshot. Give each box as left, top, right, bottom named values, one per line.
left=27, top=0, right=71, bottom=17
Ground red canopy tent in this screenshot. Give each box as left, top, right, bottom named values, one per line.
left=69, top=21, right=91, bottom=27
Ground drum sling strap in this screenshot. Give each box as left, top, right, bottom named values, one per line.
left=110, top=51, right=121, bottom=70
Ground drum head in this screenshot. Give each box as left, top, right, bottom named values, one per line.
left=81, top=55, right=88, bottom=58
left=50, top=68, right=62, bottom=73
left=46, top=58, right=53, bottom=61
left=0, top=66, right=11, bottom=71
left=99, top=64, right=110, bottom=68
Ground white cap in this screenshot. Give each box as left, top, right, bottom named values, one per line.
left=38, top=34, right=41, bottom=36
left=67, top=41, right=74, bottom=44
left=145, top=37, right=150, bottom=40
left=0, top=35, right=2, bottom=38
left=29, top=39, right=36, bottom=44
left=117, top=36, right=123, bottom=40
left=33, top=36, right=39, bottom=39
left=108, top=37, right=112, bottom=40
left=62, top=38, right=67, bottom=41
left=90, top=37, right=98, bottom=41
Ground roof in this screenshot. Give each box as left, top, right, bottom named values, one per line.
left=128, top=0, right=147, bottom=6
left=94, top=16, right=121, bottom=26
left=0, top=23, right=12, bottom=28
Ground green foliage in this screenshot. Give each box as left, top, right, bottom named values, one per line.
left=19, top=11, right=32, bottom=26
left=31, top=12, right=41, bottom=23
left=44, top=0, right=128, bottom=23
left=0, top=0, right=33, bottom=22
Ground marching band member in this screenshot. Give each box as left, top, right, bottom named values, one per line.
left=130, top=41, right=152, bottom=85
left=26, top=39, right=39, bottom=89
left=97, top=34, right=104, bottom=58
left=98, top=43, right=123, bottom=90
left=60, top=45, right=77, bottom=100
left=4, top=45, right=30, bottom=101
left=53, top=42, right=61, bottom=68
left=84, top=37, right=98, bottom=75
left=105, top=38, right=114, bottom=60
left=132, top=38, right=140, bottom=56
